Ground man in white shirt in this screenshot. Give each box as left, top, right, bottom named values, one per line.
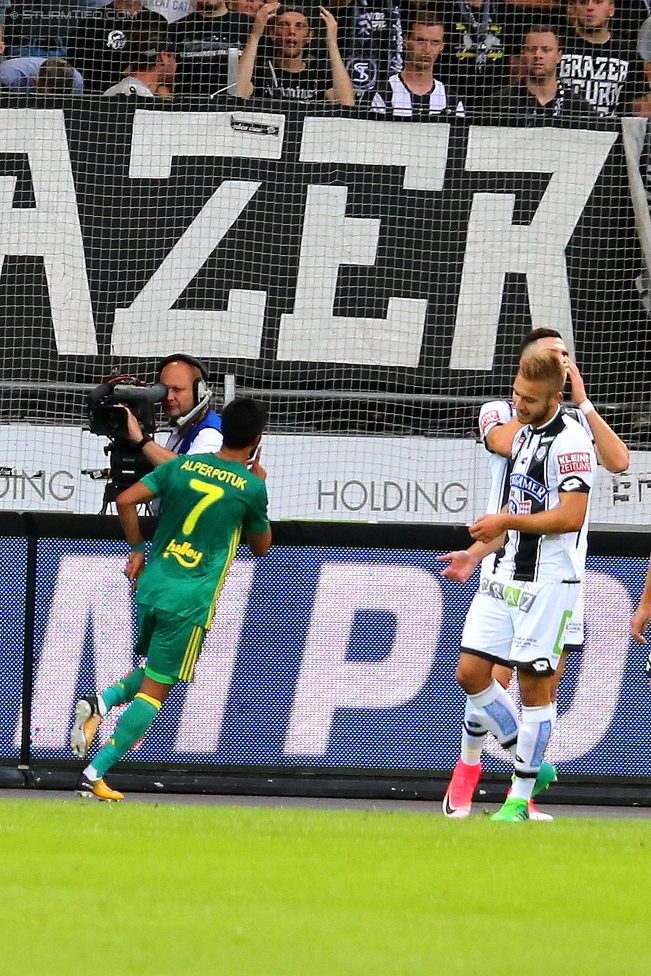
left=103, top=30, right=177, bottom=96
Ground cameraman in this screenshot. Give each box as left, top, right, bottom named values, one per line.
left=124, top=354, right=223, bottom=465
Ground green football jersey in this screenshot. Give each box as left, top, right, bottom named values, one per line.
left=135, top=453, right=269, bottom=627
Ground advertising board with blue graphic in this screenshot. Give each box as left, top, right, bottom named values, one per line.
left=1, top=538, right=650, bottom=776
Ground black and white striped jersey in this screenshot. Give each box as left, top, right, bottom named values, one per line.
left=478, top=398, right=594, bottom=519
left=370, top=73, right=465, bottom=118
left=489, top=407, right=596, bottom=584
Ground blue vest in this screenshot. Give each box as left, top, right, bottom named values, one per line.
left=177, top=409, right=222, bottom=455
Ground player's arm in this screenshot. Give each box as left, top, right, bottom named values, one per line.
left=247, top=528, right=272, bottom=556
left=485, top=416, right=523, bottom=457
left=243, top=447, right=272, bottom=556
left=437, top=535, right=505, bottom=582
left=237, top=2, right=279, bottom=98
left=566, top=359, right=629, bottom=473
left=116, top=481, right=157, bottom=580
left=469, top=492, right=588, bottom=542
left=632, top=557, right=651, bottom=645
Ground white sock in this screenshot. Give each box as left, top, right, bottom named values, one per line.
left=510, top=703, right=555, bottom=802
left=461, top=698, right=487, bottom=765
left=83, top=764, right=100, bottom=782
left=468, top=679, right=520, bottom=753
left=97, top=694, right=108, bottom=719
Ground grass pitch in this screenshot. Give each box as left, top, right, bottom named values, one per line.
left=0, top=799, right=649, bottom=976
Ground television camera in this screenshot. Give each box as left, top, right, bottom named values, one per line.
left=86, top=375, right=167, bottom=512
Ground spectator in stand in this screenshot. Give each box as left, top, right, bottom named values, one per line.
left=171, top=0, right=251, bottom=97
left=228, top=0, right=264, bottom=15
left=558, top=0, right=648, bottom=114
left=237, top=3, right=355, bottom=103
left=34, top=56, right=77, bottom=93
left=1, top=55, right=84, bottom=91
left=1, top=1, right=75, bottom=59
left=103, top=30, right=177, bottom=95
left=370, top=11, right=465, bottom=117
left=491, top=25, right=595, bottom=116
left=67, top=0, right=168, bottom=94
left=436, top=0, right=523, bottom=106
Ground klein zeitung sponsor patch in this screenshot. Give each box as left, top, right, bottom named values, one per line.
left=480, top=409, right=501, bottom=433
left=558, top=452, right=592, bottom=475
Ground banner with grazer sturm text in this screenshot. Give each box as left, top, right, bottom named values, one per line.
left=0, top=100, right=642, bottom=409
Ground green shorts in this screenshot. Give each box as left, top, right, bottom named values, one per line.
left=135, top=605, right=206, bottom=684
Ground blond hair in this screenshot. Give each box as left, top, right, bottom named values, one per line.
left=518, top=349, right=566, bottom=393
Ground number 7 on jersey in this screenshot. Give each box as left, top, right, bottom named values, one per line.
left=182, top=479, right=225, bottom=536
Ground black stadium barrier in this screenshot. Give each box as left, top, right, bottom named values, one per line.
left=0, top=511, right=650, bottom=807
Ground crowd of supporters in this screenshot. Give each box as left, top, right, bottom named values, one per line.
left=1, top=0, right=650, bottom=117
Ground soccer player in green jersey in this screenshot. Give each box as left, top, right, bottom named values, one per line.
left=71, top=398, right=271, bottom=801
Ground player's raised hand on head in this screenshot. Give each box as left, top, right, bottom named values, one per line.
left=248, top=446, right=267, bottom=480
left=436, top=549, right=479, bottom=583
left=565, top=359, right=588, bottom=406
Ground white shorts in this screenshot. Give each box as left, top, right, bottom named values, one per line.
left=461, top=577, right=581, bottom=676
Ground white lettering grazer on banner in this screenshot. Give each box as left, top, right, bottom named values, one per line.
left=112, top=111, right=286, bottom=359
left=276, top=117, right=446, bottom=365
left=450, top=126, right=617, bottom=370
left=0, top=110, right=97, bottom=356
left=175, top=560, right=256, bottom=753
left=483, top=570, right=632, bottom=765
left=276, top=185, right=428, bottom=366
left=284, top=563, right=441, bottom=754
left=22, top=555, right=134, bottom=751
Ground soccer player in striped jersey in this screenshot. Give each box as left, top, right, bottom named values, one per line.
left=370, top=12, right=465, bottom=119
left=464, top=351, right=596, bottom=820
left=439, top=332, right=627, bottom=820
left=70, top=398, right=271, bottom=801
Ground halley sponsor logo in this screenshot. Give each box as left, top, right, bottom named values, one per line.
left=479, top=577, right=537, bottom=612
left=479, top=409, right=501, bottom=433
left=317, top=479, right=468, bottom=514
left=558, top=452, right=592, bottom=475
left=162, top=538, right=204, bottom=568
left=510, top=472, right=549, bottom=501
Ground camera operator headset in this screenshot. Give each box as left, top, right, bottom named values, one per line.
left=124, top=354, right=222, bottom=466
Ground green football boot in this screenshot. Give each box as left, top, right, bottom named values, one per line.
left=532, top=760, right=557, bottom=797
left=509, top=760, right=557, bottom=798
left=490, top=797, right=530, bottom=822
